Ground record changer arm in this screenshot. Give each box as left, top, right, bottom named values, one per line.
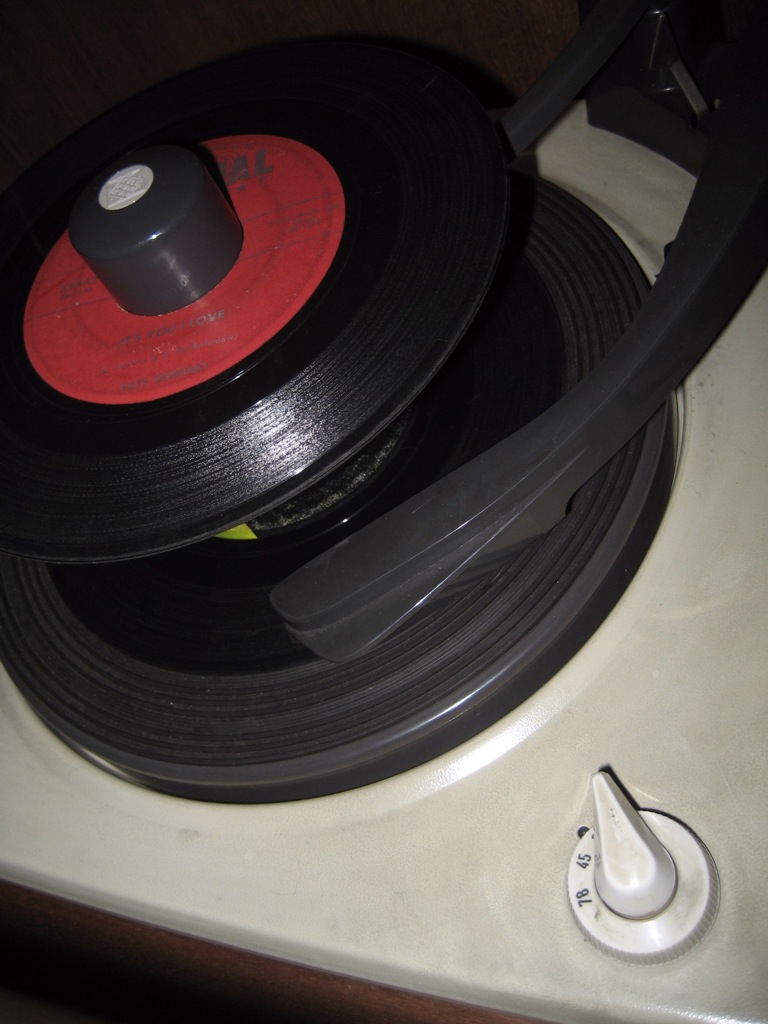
left=270, top=4, right=768, bottom=662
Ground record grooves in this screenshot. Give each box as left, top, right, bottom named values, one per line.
left=0, top=176, right=675, bottom=801
left=0, top=42, right=508, bottom=560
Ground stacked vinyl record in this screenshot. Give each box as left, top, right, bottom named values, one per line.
left=0, top=42, right=672, bottom=801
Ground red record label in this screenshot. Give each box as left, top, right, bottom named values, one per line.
left=23, top=135, right=345, bottom=404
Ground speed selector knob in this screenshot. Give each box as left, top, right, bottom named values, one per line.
left=567, top=771, right=719, bottom=964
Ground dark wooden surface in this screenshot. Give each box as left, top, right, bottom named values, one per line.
left=0, top=880, right=552, bottom=1023
left=0, top=2, right=577, bottom=1020
left=0, top=0, right=578, bottom=191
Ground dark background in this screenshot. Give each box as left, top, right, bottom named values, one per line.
left=0, top=0, right=578, bottom=190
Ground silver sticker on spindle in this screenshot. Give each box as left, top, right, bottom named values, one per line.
left=98, top=165, right=154, bottom=211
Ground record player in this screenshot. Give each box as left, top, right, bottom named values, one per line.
left=0, top=1, right=767, bottom=1021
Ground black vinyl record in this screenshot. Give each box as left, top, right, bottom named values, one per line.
left=0, top=42, right=508, bottom=561
left=0, top=177, right=674, bottom=802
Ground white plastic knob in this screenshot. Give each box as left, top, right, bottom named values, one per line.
left=591, top=771, right=677, bottom=919
left=567, top=771, right=719, bottom=964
